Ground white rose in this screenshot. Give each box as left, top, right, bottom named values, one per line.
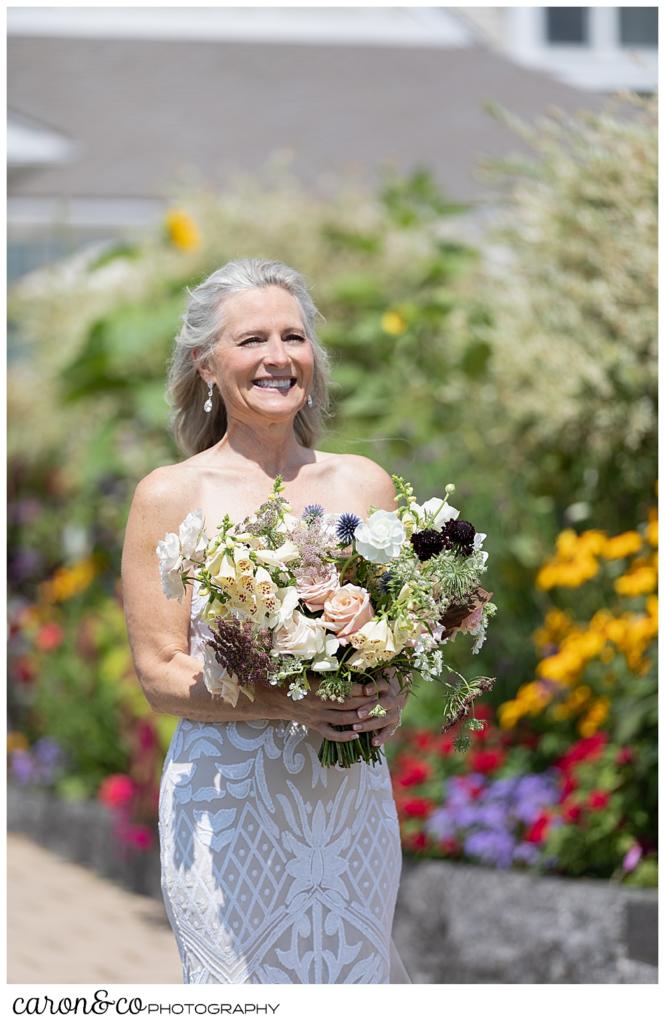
left=159, top=565, right=186, bottom=602
left=414, top=497, right=459, bottom=529
left=254, top=540, right=300, bottom=567
left=156, top=532, right=181, bottom=573
left=156, top=532, right=185, bottom=600
left=179, top=509, right=208, bottom=562
left=272, top=611, right=330, bottom=660
left=354, top=510, right=405, bottom=563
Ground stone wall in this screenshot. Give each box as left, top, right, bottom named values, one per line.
left=8, top=785, right=657, bottom=983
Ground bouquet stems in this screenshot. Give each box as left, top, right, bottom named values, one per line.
left=318, top=729, right=384, bottom=768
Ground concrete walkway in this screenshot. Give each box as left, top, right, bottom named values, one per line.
left=7, top=833, right=183, bottom=984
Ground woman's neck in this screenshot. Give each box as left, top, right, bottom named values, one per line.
left=213, top=418, right=314, bottom=478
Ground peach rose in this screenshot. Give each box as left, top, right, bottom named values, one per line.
left=322, top=584, right=374, bottom=645
left=296, top=566, right=340, bottom=612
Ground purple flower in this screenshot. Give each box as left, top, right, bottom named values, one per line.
left=427, top=808, right=456, bottom=841
left=11, top=750, right=36, bottom=785
left=336, top=512, right=361, bottom=546
left=33, top=737, right=63, bottom=767
left=513, top=841, right=540, bottom=865
left=302, top=503, right=325, bottom=524
left=464, top=829, right=515, bottom=869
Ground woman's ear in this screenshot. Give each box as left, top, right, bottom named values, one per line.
left=192, top=347, right=209, bottom=382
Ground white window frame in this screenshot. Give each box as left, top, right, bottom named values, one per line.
left=504, top=7, right=658, bottom=91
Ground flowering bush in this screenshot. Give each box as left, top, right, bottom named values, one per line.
left=390, top=497, right=657, bottom=885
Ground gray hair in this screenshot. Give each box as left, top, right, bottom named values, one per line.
left=166, top=257, right=332, bottom=456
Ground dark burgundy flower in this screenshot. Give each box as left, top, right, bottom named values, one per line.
left=410, top=528, right=445, bottom=561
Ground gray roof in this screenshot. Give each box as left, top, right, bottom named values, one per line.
left=8, top=35, right=609, bottom=204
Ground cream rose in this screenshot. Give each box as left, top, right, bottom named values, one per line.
left=321, top=584, right=374, bottom=644
left=296, top=566, right=341, bottom=612
left=272, top=610, right=331, bottom=660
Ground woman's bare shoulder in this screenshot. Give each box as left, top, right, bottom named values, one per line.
left=318, top=451, right=397, bottom=510
left=131, top=457, right=205, bottom=527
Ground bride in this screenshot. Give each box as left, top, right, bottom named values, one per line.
left=121, top=257, right=412, bottom=984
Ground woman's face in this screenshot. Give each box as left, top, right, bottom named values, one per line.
left=203, top=285, right=315, bottom=426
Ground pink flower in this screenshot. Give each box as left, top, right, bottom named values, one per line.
left=295, top=565, right=340, bottom=612
left=36, top=622, right=64, bottom=651
left=124, top=824, right=154, bottom=850
left=623, top=843, right=642, bottom=873
left=321, top=584, right=374, bottom=645
left=98, top=774, right=135, bottom=808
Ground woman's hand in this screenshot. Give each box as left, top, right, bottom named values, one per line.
left=283, top=674, right=386, bottom=743
left=294, top=667, right=409, bottom=746
left=352, top=666, right=410, bottom=748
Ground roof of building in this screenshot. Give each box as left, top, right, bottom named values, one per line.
left=8, top=35, right=609, bottom=206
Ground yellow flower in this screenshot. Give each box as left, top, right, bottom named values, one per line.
left=578, top=530, right=608, bottom=555
left=498, top=700, right=522, bottom=730
left=381, top=310, right=407, bottom=336
left=614, top=566, right=657, bottom=596
left=602, top=531, right=644, bottom=560
left=535, top=565, right=559, bottom=590
left=7, top=731, right=29, bottom=753
left=165, top=209, right=201, bottom=251
left=39, top=556, right=99, bottom=604
left=646, top=518, right=658, bottom=548
left=646, top=595, right=658, bottom=619
left=555, top=530, right=579, bottom=559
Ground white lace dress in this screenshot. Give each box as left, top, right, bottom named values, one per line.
left=158, top=582, right=411, bottom=984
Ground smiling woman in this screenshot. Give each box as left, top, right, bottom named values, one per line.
left=121, top=257, right=411, bottom=984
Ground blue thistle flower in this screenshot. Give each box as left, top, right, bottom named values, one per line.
left=302, top=503, right=325, bottom=524
left=336, top=512, right=361, bottom=546
left=378, top=570, right=393, bottom=594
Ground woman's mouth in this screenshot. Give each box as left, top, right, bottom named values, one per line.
left=252, top=377, right=297, bottom=392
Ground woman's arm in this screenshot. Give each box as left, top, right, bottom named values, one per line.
left=120, top=468, right=378, bottom=736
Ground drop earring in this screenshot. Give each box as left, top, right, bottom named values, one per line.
left=204, top=381, right=214, bottom=413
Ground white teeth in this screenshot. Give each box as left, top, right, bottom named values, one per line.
left=253, top=378, right=295, bottom=390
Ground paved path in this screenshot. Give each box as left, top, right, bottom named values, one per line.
left=7, top=833, right=183, bottom=984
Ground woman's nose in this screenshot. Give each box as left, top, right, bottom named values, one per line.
left=263, top=336, right=291, bottom=365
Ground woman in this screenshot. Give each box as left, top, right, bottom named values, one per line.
left=121, top=258, right=411, bottom=984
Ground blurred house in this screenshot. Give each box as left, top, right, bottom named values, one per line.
left=7, top=7, right=656, bottom=279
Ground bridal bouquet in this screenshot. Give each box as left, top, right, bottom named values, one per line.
left=156, top=475, right=496, bottom=768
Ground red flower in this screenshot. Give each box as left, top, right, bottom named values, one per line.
left=98, top=774, right=136, bottom=808
left=396, top=761, right=431, bottom=788
left=401, top=797, right=434, bottom=818
left=136, top=720, right=158, bottom=752
left=615, top=746, right=634, bottom=766
left=437, top=735, right=456, bottom=756
left=469, top=749, right=504, bottom=774
left=556, top=733, right=608, bottom=772
left=35, top=622, right=64, bottom=652
left=13, top=656, right=36, bottom=684
left=439, top=837, right=460, bottom=856
left=560, top=772, right=577, bottom=800
left=524, top=812, right=551, bottom=844
left=562, top=801, right=583, bottom=824
left=411, top=831, right=428, bottom=851
left=472, top=702, right=493, bottom=721
left=412, top=730, right=435, bottom=751
left=588, top=790, right=610, bottom=810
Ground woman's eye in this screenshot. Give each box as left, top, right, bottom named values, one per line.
left=240, top=335, right=304, bottom=345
